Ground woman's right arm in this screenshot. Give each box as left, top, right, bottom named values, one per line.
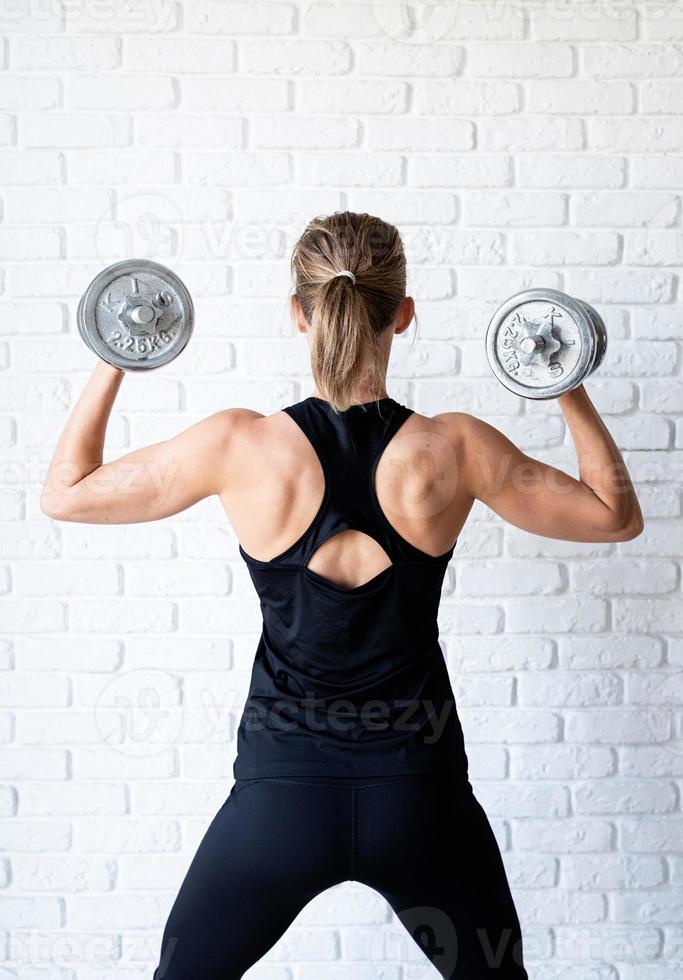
left=451, top=385, right=643, bottom=543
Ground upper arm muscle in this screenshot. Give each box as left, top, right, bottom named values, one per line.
left=43, top=408, right=259, bottom=524
left=446, top=413, right=626, bottom=543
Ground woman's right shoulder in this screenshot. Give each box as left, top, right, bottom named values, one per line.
left=427, top=410, right=521, bottom=478
left=425, top=410, right=489, bottom=449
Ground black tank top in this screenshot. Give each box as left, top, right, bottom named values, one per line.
left=233, top=395, right=469, bottom=779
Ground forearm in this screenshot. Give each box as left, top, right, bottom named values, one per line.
left=42, top=362, right=125, bottom=502
left=558, top=385, right=642, bottom=531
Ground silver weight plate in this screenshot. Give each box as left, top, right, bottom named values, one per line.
left=581, top=299, right=608, bottom=374
left=485, top=288, right=600, bottom=400
left=77, top=259, right=194, bottom=371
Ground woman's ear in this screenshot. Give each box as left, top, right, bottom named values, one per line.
left=289, top=294, right=308, bottom=334
left=394, top=296, right=415, bottom=336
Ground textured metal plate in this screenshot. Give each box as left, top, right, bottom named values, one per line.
left=582, top=299, right=608, bottom=374
left=77, top=259, right=194, bottom=371
left=485, top=288, right=604, bottom=400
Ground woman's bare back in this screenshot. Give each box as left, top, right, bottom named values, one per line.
left=220, top=403, right=470, bottom=589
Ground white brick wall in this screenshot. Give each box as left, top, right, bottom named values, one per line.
left=0, top=1, right=682, bottom=977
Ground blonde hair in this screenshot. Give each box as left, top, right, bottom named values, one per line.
left=290, top=211, right=408, bottom=414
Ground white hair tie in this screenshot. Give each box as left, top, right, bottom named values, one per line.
left=333, top=270, right=356, bottom=285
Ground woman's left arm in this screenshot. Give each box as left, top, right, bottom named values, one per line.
left=40, top=361, right=256, bottom=524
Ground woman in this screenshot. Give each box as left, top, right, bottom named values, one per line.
left=42, top=211, right=643, bottom=979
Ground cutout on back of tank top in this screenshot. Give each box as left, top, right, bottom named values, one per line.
left=305, top=528, right=393, bottom=592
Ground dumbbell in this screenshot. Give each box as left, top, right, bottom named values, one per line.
left=77, top=259, right=195, bottom=371
left=485, top=288, right=607, bottom=399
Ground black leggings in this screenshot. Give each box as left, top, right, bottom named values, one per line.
left=153, top=773, right=528, bottom=979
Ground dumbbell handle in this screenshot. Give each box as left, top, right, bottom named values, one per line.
left=519, top=335, right=544, bottom=355
left=130, top=304, right=156, bottom=325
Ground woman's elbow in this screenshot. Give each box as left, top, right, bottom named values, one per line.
left=585, top=502, right=644, bottom=543
left=40, top=497, right=65, bottom=521
left=616, top=514, right=645, bottom=541
left=606, top=509, right=645, bottom=542
left=40, top=491, right=79, bottom=522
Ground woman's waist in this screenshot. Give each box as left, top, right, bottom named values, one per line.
left=259, top=611, right=441, bottom=664
left=252, top=631, right=449, bottom=695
